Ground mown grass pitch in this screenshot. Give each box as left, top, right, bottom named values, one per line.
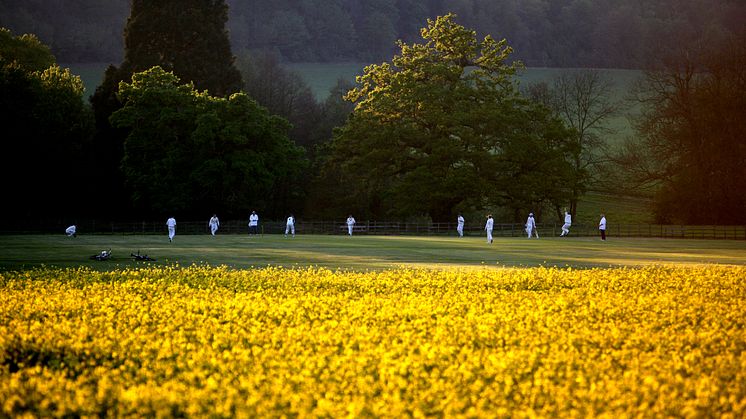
left=1, top=234, right=745, bottom=271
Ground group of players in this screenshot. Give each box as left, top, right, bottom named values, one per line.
left=459, top=210, right=608, bottom=243
left=66, top=210, right=607, bottom=242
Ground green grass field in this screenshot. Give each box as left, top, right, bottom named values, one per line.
left=1, top=234, right=744, bottom=272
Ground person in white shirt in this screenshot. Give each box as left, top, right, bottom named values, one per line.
left=599, top=213, right=607, bottom=241
left=65, top=225, right=77, bottom=237
left=484, top=215, right=494, bottom=244
left=248, top=211, right=259, bottom=235
left=560, top=210, right=572, bottom=237
left=166, top=217, right=176, bottom=242
left=457, top=214, right=465, bottom=237
left=285, top=214, right=295, bottom=237
left=525, top=213, right=537, bottom=238
left=346, top=215, right=356, bottom=236
left=208, top=214, right=219, bottom=236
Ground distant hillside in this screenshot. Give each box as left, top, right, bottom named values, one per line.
left=5, top=0, right=745, bottom=68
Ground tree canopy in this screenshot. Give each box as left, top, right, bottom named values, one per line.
left=619, top=33, right=746, bottom=224
left=0, top=28, right=55, bottom=72
left=110, top=67, right=307, bottom=218
left=310, top=14, right=576, bottom=222
left=0, top=28, right=94, bottom=220
left=89, top=0, right=243, bottom=218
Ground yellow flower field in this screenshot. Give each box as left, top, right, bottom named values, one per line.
left=1, top=265, right=745, bottom=417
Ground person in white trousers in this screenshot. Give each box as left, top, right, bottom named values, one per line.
left=346, top=215, right=356, bottom=236
left=525, top=213, right=537, bottom=238
left=285, top=214, right=295, bottom=237
left=248, top=211, right=259, bottom=235
left=208, top=214, right=219, bottom=236
left=457, top=214, right=465, bottom=237
left=166, top=217, right=176, bottom=242
left=65, top=225, right=77, bottom=237
left=485, top=215, right=494, bottom=244
left=560, top=210, right=572, bottom=237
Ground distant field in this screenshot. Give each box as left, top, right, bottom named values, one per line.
left=575, top=192, right=653, bottom=224
left=1, top=234, right=744, bottom=272
left=515, top=67, right=641, bottom=144
left=62, top=62, right=109, bottom=98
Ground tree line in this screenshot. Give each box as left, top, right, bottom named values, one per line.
left=1, top=0, right=744, bottom=68
left=1, top=1, right=744, bottom=226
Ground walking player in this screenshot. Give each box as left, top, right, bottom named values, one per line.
left=457, top=214, right=465, bottom=237
left=208, top=214, right=220, bottom=236
left=346, top=215, right=356, bottom=236
left=599, top=213, right=607, bottom=241
left=525, top=213, right=537, bottom=238
left=166, top=216, right=176, bottom=242
left=485, top=215, right=494, bottom=244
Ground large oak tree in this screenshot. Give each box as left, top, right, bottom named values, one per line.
left=310, top=14, right=576, bottom=222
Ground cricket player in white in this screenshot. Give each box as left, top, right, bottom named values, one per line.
left=346, top=215, right=356, bottom=236
left=485, top=215, right=494, bottom=244
left=457, top=214, right=465, bottom=237
left=208, top=214, right=219, bottom=236
left=525, top=213, right=537, bottom=238
left=285, top=215, right=295, bottom=237
left=560, top=210, right=572, bottom=236
left=65, top=225, right=77, bottom=237
left=249, top=211, right=259, bottom=235
left=166, top=217, right=176, bottom=242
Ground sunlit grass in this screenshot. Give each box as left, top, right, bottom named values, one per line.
left=1, top=234, right=745, bottom=271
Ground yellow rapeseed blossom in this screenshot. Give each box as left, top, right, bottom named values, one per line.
left=0, top=265, right=744, bottom=417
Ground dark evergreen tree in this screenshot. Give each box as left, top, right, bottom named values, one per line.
left=121, top=0, right=242, bottom=97
left=90, top=0, right=243, bottom=217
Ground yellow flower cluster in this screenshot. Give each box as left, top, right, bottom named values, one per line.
left=1, top=265, right=745, bottom=417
